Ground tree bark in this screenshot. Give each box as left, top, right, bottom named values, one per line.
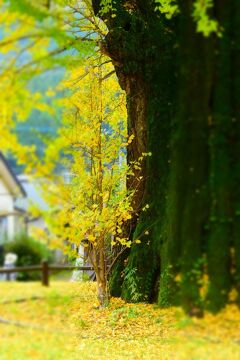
left=93, top=1, right=177, bottom=302
left=205, top=0, right=232, bottom=312
left=92, top=0, right=240, bottom=313
left=158, top=0, right=213, bottom=313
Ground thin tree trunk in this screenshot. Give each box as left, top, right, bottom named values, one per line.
left=96, top=243, right=109, bottom=307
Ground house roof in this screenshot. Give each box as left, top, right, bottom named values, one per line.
left=0, top=153, right=26, bottom=197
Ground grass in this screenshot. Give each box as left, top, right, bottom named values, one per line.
left=0, top=282, right=240, bottom=359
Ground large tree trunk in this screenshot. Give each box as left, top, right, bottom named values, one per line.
left=205, top=0, right=232, bottom=312
left=121, top=30, right=176, bottom=302
left=159, top=4, right=212, bottom=312
left=93, top=0, right=240, bottom=313
left=93, top=1, right=177, bottom=302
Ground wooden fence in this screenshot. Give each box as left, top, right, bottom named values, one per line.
left=0, top=260, right=94, bottom=286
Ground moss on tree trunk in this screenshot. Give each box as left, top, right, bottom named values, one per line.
left=206, top=0, right=232, bottom=312
left=93, top=0, right=240, bottom=313
left=120, top=17, right=176, bottom=302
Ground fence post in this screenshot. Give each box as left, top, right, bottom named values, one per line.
left=42, top=260, right=49, bottom=286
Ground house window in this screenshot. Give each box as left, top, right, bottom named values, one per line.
left=0, top=217, right=8, bottom=244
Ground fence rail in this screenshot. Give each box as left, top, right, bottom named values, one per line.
left=0, top=261, right=94, bottom=286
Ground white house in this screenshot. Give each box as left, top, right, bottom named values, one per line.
left=0, top=153, right=26, bottom=244
left=0, top=155, right=71, bottom=267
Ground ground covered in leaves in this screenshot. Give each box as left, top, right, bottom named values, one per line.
left=0, top=282, right=240, bottom=359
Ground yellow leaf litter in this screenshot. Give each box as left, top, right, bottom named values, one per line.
left=0, top=282, right=239, bottom=360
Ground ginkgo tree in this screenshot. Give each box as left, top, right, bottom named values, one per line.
left=30, top=58, right=147, bottom=307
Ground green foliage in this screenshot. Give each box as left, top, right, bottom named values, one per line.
left=155, top=0, right=179, bottom=19
left=99, top=0, right=116, bottom=16
left=193, top=0, right=221, bottom=37
left=123, top=267, right=145, bottom=302
left=4, top=232, right=52, bottom=281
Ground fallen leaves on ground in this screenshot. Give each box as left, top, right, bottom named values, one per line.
left=0, top=282, right=240, bottom=359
